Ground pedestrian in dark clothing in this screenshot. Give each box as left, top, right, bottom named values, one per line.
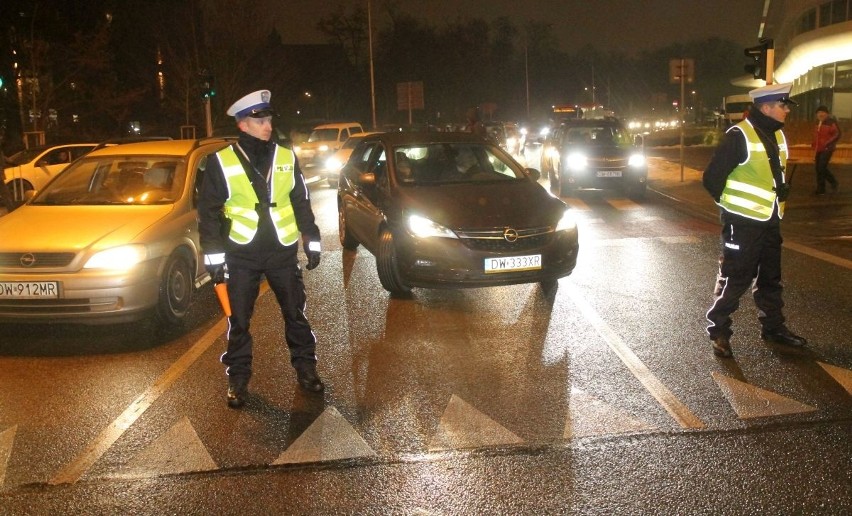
left=0, top=144, right=17, bottom=214
left=197, top=89, right=324, bottom=408
left=702, top=82, right=807, bottom=358
left=812, top=105, right=840, bottom=195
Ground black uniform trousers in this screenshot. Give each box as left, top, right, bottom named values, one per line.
left=706, top=220, right=785, bottom=339
left=222, top=264, right=317, bottom=380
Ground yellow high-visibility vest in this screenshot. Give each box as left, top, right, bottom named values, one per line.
left=217, top=145, right=299, bottom=245
left=718, top=119, right=787, bottom=220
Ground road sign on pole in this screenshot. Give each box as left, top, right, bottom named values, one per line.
left=397, top=81, right=424, bottom=124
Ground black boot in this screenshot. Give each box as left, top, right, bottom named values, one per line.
left=295, top=362, right=325, bottom=393
left=711, top=335, right=733, bottom=358
left=761, top=327, right=807, bottom=347
left=227, top=376, right=250, bottom=408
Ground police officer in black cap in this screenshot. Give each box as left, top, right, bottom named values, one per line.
left=198, top=89, right=324, bottom=408
left=702, top=82, right=807, bottom=358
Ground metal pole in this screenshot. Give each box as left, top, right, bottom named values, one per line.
left=368, top=0, right=377, bottom=130
left=205, top=97, right=213, bottom=137
left=679, top=58, right=685, bottom=182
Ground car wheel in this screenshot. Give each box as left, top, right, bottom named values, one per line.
left=7, top=179, right=34, bottom=202
left=376, top=229, right=411, bottom=295
left=338, top=203, right=359, bottom=250
left=155, top=251, right=193, bottom=326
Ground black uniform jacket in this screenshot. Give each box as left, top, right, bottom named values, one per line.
left=702, top=106, right=786, bottom=226
left=198, top=131, right=321, bottom=269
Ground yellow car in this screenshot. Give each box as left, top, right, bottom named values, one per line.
left=0, top=137, right=234, bottom=325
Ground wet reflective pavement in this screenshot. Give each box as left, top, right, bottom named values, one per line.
left=1, top=158, right=850, bottom=513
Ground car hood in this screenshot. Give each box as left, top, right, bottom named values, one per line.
left=394, top=181, right=565, bottom=229
left=0, top=205, right=173, bottom=252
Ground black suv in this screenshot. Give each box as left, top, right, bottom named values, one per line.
left=540, top=117, right=647, bottom=199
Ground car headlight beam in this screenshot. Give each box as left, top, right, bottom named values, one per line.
left=565, top=152, right=588, bottom=171
left=407, top=214, right=458, bottom=239
left=628, top=154, right=646, bottom=167
left=84, top=244, right=148, bottom=270
left=555, top=209, right=577, bottom=232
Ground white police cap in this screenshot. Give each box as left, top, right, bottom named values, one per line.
left=749, top=82, right=797, bottom=105
left=226, top=89, right=274, bottom=118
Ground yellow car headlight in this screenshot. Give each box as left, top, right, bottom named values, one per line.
left=84, top=244, right=148, bottom=270
left=407, top=214, right=458, bottom=239
left=555, top=209, right=577, bottom=232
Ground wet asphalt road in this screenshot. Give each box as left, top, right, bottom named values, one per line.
left=0, top=149, right=850, bottom=513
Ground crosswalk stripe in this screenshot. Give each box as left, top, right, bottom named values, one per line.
left=564, top=389, right=655, bottom=439
left=0, top=426, right=16, bottom=489
left=428, top=394, right=523, bottom=451
left=103, top=417, right=217, bottom=479
left=711, top=373, right=818, bottom=419
left=273, top=407, right=376, bottom=465
left=606, top=198, right=642, bottom=210
left=817, top=362, right=852, bottom=396
left=564, top=198, right=591, bottom=211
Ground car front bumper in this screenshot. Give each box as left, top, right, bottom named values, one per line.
left=394, top=228, right=579, bottom=289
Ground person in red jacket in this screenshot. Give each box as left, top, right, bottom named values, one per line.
left=812, top=105, right=841, bottom=195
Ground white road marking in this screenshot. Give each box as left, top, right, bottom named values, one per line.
left=273, top=406, right=376, bottom=464
left=0, top=426, right=17, bottom=489
left=564, top=389, right=655, bottom=439
left=565, top=283, right=705, bottom=429
left=104, top=416, right=217, bottom=479
left=783, top=241, right=852, bottom=270
left=427, top=394, right=523, bottom=451
left=817, top=362, right=852, bottom=396
left=711, top=373, right=817, bottom=419
left=49, top=316, right=230, bottom=485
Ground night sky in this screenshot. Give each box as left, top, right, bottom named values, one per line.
left=272, top=0, right=766, bottom=53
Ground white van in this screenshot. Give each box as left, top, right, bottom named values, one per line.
left=293, top=122, right=364, bottom=171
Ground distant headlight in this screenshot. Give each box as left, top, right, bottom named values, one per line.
left=325, top=157, right=343, bottom=172
left=565, top=152, right=588, bottom=171
left=84, top=244, right=147, bottom=270
left=539, top=127, right=550, bottom=137
left=629, top=154, right=646, bottom=167
left=318, top=144, right=329, bottom=152
left=293, top=145, right=302, bottom=154
left=506, top=137, right=518, bottom=148
left=407, top=214, right=458, bottom=239
left=546, top=146, right=561, bottom=159
left=555, top=209, right=577, bottom=232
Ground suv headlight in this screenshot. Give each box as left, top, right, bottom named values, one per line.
left=628, top=154, right=646, bottom=167
left=408, top=214, right=458, bottom=239
left=325, top=156, right=343, bottom=172
left=565, top=152, right=588, bottom=171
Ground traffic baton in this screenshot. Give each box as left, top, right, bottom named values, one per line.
left=214, top=282, right=232, bottom=317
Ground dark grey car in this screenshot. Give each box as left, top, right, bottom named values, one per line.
left=337, top=132, right=579, bottom=295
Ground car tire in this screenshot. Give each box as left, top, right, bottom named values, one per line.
left=338, top=203, right=359, bottom=250
left=377, top=229, right=411, bottom=295
left=155, top=251, right=193, bottom=326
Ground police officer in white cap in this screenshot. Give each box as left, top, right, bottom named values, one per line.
left=702, top=82, right=807, bottom=358
left=198, top=89, right=324, bottom=408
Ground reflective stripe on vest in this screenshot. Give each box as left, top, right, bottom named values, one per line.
left=217, top=145, right=299, bottom=245
left=718, top=119, right=787, bottom=221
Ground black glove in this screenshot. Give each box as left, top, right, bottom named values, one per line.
left=306, top=250, right=321, bottom=270
left=205, top=262, right=227, bottom=284
left=303, top=238, right=321, bottom=270
left=775, top=183, right=791, bottom=202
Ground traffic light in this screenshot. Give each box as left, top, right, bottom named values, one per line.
left=744, top=39, right=773, bottom=81
left=200, top=73, right=215, bottom=99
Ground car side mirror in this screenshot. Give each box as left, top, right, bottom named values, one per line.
left=524, top=168, right=541, bottom=181
left=358, top=172, right=376, bottom=186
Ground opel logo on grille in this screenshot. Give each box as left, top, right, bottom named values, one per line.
left=20, top=253, right=36, bottom=267
left=503, top=228, right=519, bottom=243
